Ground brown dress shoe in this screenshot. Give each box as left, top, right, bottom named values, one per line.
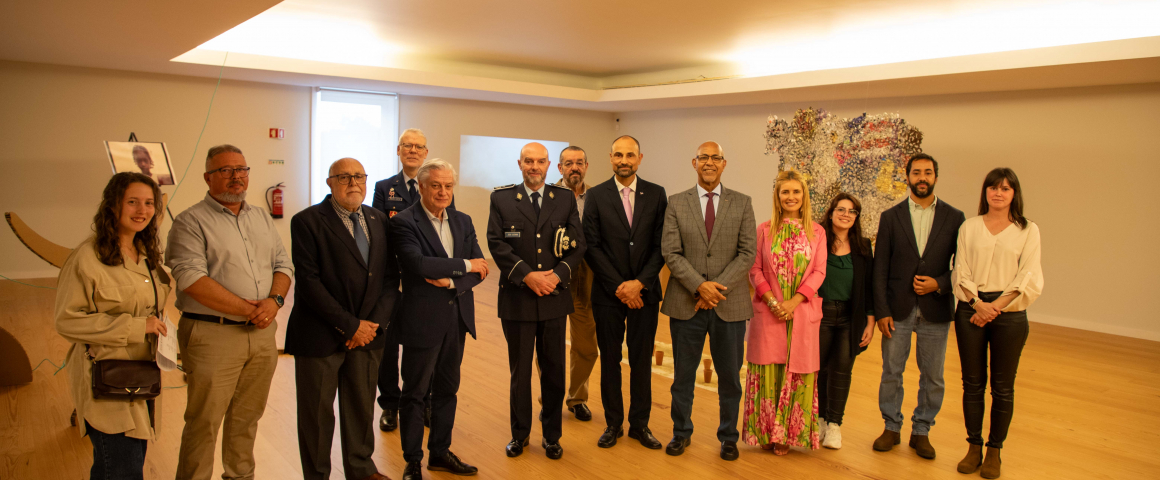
left=872, top=429, right=900, bottom=452
left=981, top=447, right=1002, bottom=479
left=957, top=444, right=983, bottom=473
left=909, top=434, right=936, bottom=459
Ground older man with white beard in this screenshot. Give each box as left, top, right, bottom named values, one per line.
left=167, top=144, right=293, bottom=480
left=287, top=158, right=399, bottom=480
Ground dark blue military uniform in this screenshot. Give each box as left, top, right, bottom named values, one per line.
left=486, top=182, right=585, bottom=448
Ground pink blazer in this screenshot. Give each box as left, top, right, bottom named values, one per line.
left=747, top=220, right=827, bottom=373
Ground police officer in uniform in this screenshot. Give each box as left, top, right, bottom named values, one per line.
left=371, top=128, right=455, bottom=432
left=487, top=142, right=585, bottom=460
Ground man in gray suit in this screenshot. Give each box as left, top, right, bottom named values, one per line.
left=660, top=141, right=756, bottom=461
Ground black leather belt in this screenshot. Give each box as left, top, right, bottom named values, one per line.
left=183, top=312, right=249, bottom=326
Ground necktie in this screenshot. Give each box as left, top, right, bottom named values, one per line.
left=622, top=186, right=633, bottom=227
left=407, top=179, right=417, bottom=203
left=531, top=192, right=541, bottom=218
left=704, top=192, right=716, bottom=242
left=350, top=212, right=369, bottom=264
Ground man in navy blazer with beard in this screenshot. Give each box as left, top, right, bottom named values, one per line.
left=390, top=159, right=487, bottom=480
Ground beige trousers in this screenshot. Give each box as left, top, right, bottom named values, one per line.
left=535, top=260, right=598, bottom=407
left=175, top=317, right=278, bottom=480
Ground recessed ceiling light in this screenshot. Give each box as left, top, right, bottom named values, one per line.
left=197, top=9, right=407, bottom=67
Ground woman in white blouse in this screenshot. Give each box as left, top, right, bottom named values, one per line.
left=952, top=168, right=1042, bottom=479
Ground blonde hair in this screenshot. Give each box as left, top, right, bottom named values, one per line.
left=770, top=170, right=813, bottom=241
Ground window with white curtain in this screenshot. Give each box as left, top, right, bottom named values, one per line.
left=310, top=88, right=399, bottom=205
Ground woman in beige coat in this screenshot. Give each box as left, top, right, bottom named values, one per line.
left=55, top=172, right=170, bottom=480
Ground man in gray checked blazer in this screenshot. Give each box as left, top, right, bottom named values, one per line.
left=660, top=141, right=756, bottom=461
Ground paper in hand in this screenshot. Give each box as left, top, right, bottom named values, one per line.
left=156, top=313, right=179, bottom=371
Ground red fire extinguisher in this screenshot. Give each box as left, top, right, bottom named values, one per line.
left=267, top=183, right=285, bottom=219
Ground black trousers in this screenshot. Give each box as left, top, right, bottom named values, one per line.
left=378, top=340, right=432, bottom=411
left=955, top=292, right=1029, bottom=449
left=592, top=302, right=660, bottom=429
left=501, top=316, right=567, bottom=442
left=818, top=300, right=857, bottom=425
left=294, top=348, right=383, bottom=480
left=400, top=317, right=468, bottom=462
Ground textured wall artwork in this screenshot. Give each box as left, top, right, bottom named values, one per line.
left=764, top=108, right=923, bottom=238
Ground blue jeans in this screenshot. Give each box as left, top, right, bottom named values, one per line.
left=669, top=308, right=747, bottom=443
left=878, top=306, right=950, bottom=436
left=86, top=421, right=147, bottom=480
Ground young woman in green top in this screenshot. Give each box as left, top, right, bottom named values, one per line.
left=816, top=193, right=876, bottom=449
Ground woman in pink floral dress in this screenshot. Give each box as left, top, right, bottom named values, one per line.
left=744, top=170, right=827, bottom=455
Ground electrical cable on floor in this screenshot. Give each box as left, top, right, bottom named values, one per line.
left=31, top=357, right=68, bottom=375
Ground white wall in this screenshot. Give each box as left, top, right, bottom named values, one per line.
left=0, top=61, right=311, bottom=279
left=398, top=94, right=615, bottom=258
left=617, top=83, right=1160, bottom=340
left=0, top=61, right=616, bottom=278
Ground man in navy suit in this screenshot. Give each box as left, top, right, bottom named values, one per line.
left=391, top=159, right=487, bottom=480
left=582, top=135, right=667, bottom=449
left=287, top=158, right=398, bottom=480
left=371, top=128, right=455, bottom=431
left=871, top=153, right=966, bottom=459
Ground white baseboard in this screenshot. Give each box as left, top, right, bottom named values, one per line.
left=1031, top=312, right=1160, bottom=342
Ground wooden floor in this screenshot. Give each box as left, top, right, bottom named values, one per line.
left=3, top=267, right=1159, bottom=480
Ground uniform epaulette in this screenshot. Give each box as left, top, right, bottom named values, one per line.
left=546, top=183, right=569, bottom=190
left=493, top=184, right=518, bottom=190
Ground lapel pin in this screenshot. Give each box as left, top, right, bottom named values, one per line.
left=516, top=192, right=523, bottom=201
left=549, top=191, right=554, bottom=199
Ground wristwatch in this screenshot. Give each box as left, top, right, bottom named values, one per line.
left=269, top=294, right=285, bottom=308
left=968, top=297, right=980, bottom=307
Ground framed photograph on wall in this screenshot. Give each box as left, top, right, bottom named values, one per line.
left=105, top=141, right=175, bottom=185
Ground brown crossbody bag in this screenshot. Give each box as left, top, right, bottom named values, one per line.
left=86, top=265, right=162, bottom=400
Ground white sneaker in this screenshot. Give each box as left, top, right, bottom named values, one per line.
left=818, top=418, right=828, bottom=443
left=822, top=422, right=842, bottom=449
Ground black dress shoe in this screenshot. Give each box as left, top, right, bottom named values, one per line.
left=401, top=461, right=423, bottom=480
left=427, top=450, right=478, bottom=476
left=379, top=408, right=398, bottom=432
left=720, top=441, right=739, bottom=461
left=597, top=426, right=624, bottom=448
left=629, top=427, right=663, bottom=450
left=424, top=404, right=432, bottom=428
left=568, top=404, right=592, bottom=421
left=505, top=437, right=529, bottom=457
left=666, top=435, right=691, bottom=456
left=542, top=439, right=564, bottom=460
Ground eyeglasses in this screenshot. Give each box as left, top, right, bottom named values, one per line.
left=399, top=143, right=428, bottom=152
left=210, top=166, right=251, bottom=178
left=329, top=173, right=368, bottom=185
left=695, top=155, right=725, bottom=164
left=834, top=207, right=859, bottom=217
